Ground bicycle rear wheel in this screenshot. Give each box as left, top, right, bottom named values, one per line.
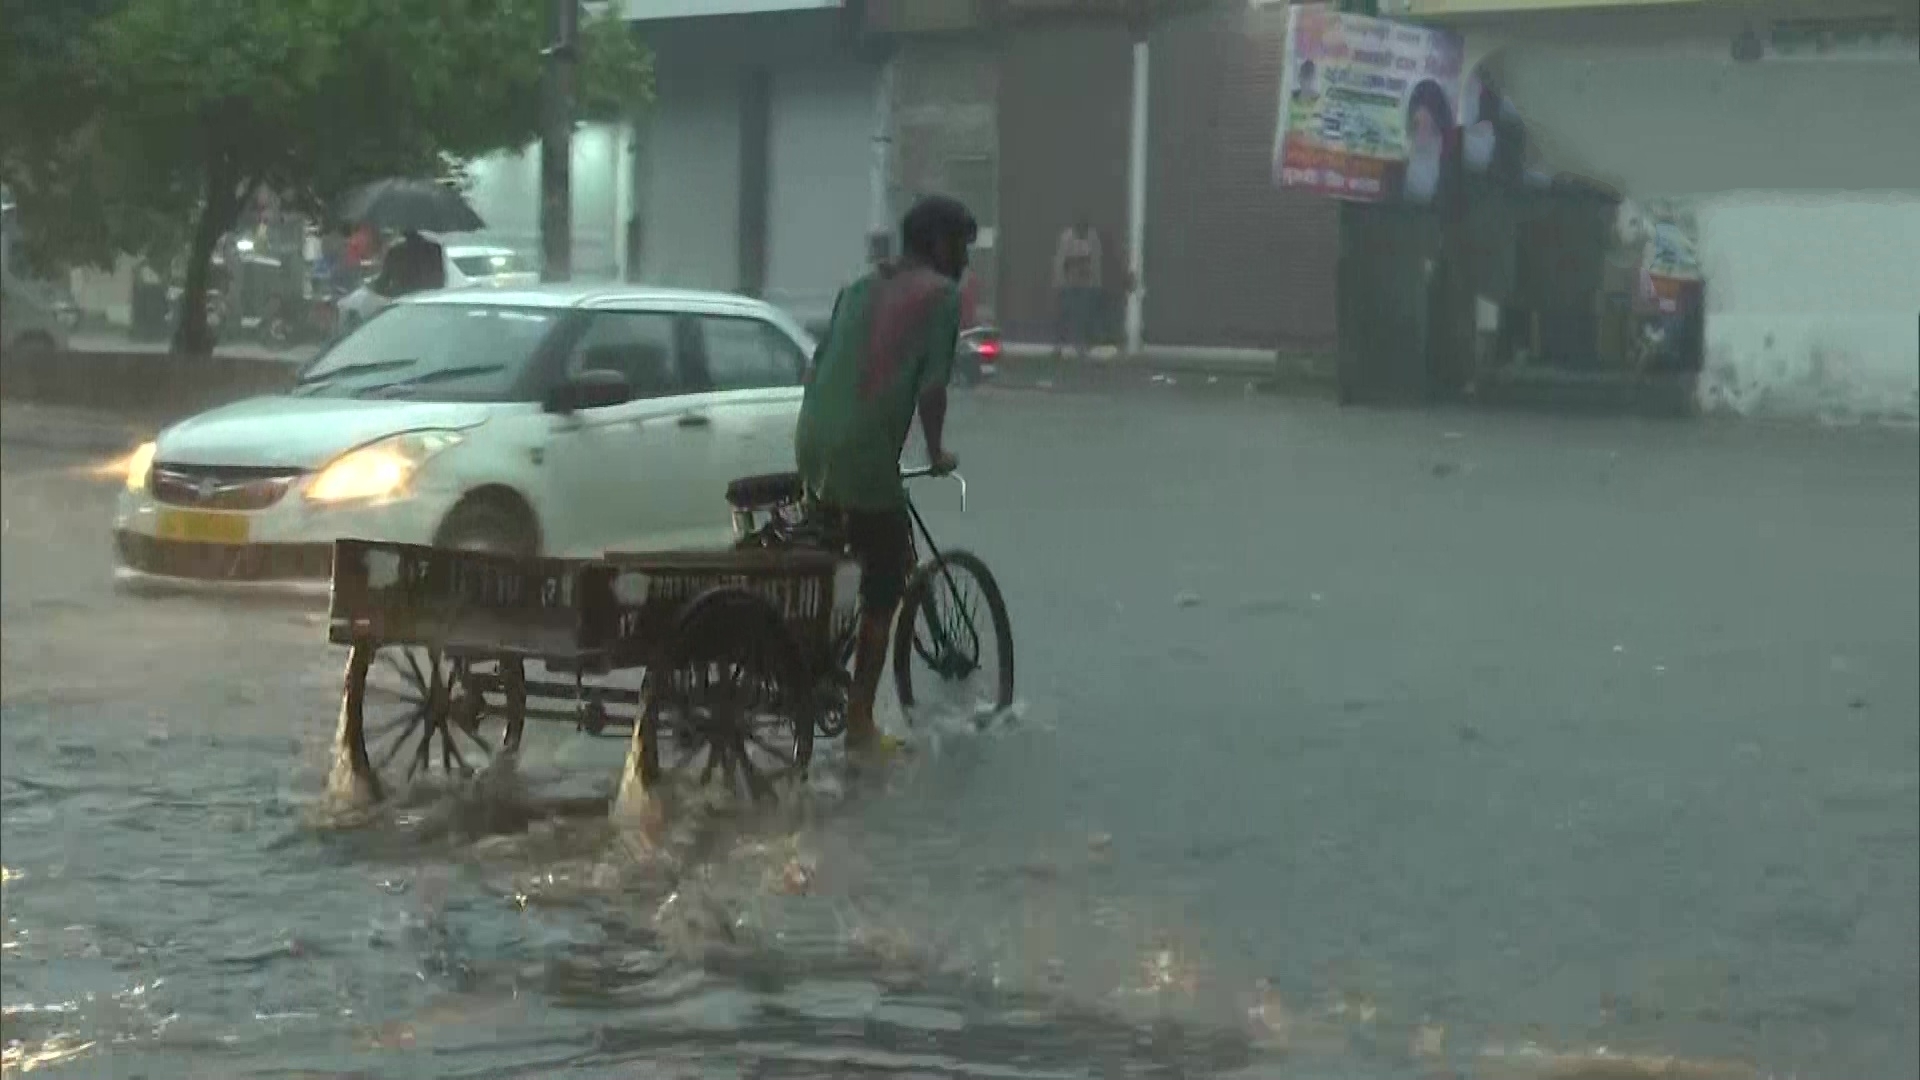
left=891, top=550, right=1015, bottom=725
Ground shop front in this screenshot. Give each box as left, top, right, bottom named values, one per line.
left=1440, top=6, right=1920, bottom=421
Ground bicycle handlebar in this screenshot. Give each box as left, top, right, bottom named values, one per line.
left=900, top=464, right=967, bottom=512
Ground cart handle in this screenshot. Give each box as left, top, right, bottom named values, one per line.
left=900, top=464, right=967, bottom=513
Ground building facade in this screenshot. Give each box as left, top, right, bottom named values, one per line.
left=518, top=0, right=1343, bottom=356
left=876, top=0, right=1342, bottom=356
left=463, top=1, right=883, bottom=333
left=1409, top=0, right=1920, bottom=421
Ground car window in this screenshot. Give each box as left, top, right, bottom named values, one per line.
left=293, top=303, right=559, bottom=401
left=698, top=315, right=805, bottom=391
left=565, top=311, right=682, bottom=398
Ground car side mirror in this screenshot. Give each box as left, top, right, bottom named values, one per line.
left=544, top=368, right=632, bottom=413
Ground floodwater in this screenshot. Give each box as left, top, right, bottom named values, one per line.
left=3, top=389, right=1916, bottom=1079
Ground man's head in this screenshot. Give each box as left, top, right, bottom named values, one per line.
left=900, top=195, right=977, bottom=281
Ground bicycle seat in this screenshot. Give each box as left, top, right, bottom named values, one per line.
left=725, top=471, right=804, bottom=511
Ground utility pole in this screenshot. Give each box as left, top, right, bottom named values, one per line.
left=539, top=0, right=579, bottom=282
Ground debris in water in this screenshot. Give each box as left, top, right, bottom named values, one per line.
left=1412, top=1018, right=1447, bottom=1060
left=1087, top=832, right=1114, bottom=855
left=773, top=855, right=814, bottom=896
left=1175, top=591, right=1202, bottom=608
left=1471, top=1041, right=1761, bottom=1079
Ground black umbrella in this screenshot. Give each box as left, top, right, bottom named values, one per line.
left=337, top=178, right=485, bottom=234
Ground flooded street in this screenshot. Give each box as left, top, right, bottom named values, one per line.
left=3, top=388, right=1916, bottom=1079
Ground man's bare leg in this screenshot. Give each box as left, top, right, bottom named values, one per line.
left=843, top=608, right=893, bottom=751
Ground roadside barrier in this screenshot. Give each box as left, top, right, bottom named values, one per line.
left=0, top=348, right=298, bottom=421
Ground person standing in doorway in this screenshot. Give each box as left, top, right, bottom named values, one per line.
left=1051, top=216, right=1103, bottom=358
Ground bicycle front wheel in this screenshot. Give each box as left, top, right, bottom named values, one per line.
left=892, top=550, right=1015, bottom=724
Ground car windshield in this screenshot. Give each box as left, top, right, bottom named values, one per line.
left=294, top=303, right=557, bottom=400
left=451, top=250, right=528, bottom=278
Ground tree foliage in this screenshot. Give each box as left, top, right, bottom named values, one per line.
left=0, top=0, right=652, bottom=351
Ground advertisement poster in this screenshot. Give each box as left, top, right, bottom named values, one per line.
left=1639, top=201, right=1702, bottom=317
left=1272, top=4, right=1466, bottom=205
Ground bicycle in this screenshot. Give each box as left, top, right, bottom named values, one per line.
left=724, top=465, right=1016, bottom=736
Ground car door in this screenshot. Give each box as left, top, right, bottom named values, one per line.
left=683, top=310, right=809, bottom=517
left=538, top=307, right=715, bottom=556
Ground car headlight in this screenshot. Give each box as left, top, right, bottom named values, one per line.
left=306, top=431, right=464, bottom=504
left=125, top=441, right=158, bottom=492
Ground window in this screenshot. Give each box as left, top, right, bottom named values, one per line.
left=293, top=304, right=559, bottom=401
left=566, top=311, right=682, bottom=398
left=699, top=316, right=805, bottom=391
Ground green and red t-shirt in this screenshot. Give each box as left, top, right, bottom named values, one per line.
left=795, top=262, right=961, bottom=511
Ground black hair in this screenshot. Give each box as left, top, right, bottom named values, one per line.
left=1407, top=78, right=1454, bottom=134
left=900, top=195, right=978, bottom=262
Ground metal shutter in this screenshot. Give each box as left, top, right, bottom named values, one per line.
left=995, top=24, right=1133, bottom=345
left=765, top=60, right=879, bottom=330
left=1143, top=2, right=1338, bottom=349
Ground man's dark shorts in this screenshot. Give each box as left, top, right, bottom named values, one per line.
left=818, top=502, right=912, bottom=613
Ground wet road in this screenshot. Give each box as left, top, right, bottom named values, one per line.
left=3, top=389, right=1916, bottom=1078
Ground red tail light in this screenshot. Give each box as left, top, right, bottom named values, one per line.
left=975, top=339, right=1001, bottom=359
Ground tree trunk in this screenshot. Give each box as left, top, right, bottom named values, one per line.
left=170, top=163, right=245, bottom=357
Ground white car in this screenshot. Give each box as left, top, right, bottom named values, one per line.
left=335, top=244, right=539, bottom=330
left=113, top=285, right=814, bottom=593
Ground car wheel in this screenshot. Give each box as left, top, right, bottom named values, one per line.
left=434, top=492, right=539, bottom=557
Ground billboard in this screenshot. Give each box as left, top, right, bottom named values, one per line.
left=1272, top=4, right=1466, bottom=205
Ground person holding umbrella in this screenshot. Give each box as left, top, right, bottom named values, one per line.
left=385, top=229, right=446, bottom=296
left=337, top=178, right=485, bottom=296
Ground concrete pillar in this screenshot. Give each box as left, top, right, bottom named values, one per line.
left=869, top=51, right=898, bottom=260
left=1124, top=36, right=1150, bottom=356
left=614, top=121, right=636, bottom=282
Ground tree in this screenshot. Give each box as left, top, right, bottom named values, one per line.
left=0, top=0, right=184, bottom=278
left=1, top=0, right=651, bottom=354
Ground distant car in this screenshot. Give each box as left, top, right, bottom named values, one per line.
left=335, top=244, right=539, bottom=331
left=112, top=284, right=814, bottom=594
left=0, top=274, right=71, bottom=358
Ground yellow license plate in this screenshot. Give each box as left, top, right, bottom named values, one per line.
left=155, top=509, right=251, bottom=545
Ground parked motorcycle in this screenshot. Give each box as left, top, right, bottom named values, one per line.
left=956, top=325, right=1001, bottom=387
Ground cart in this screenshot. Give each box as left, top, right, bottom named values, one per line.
left=324, top=469, right=1016, bottom=807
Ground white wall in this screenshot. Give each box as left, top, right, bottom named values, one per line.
left=461, top=121, right=628, bottom=280
left=1693, top=191, right=1919, bottom=423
